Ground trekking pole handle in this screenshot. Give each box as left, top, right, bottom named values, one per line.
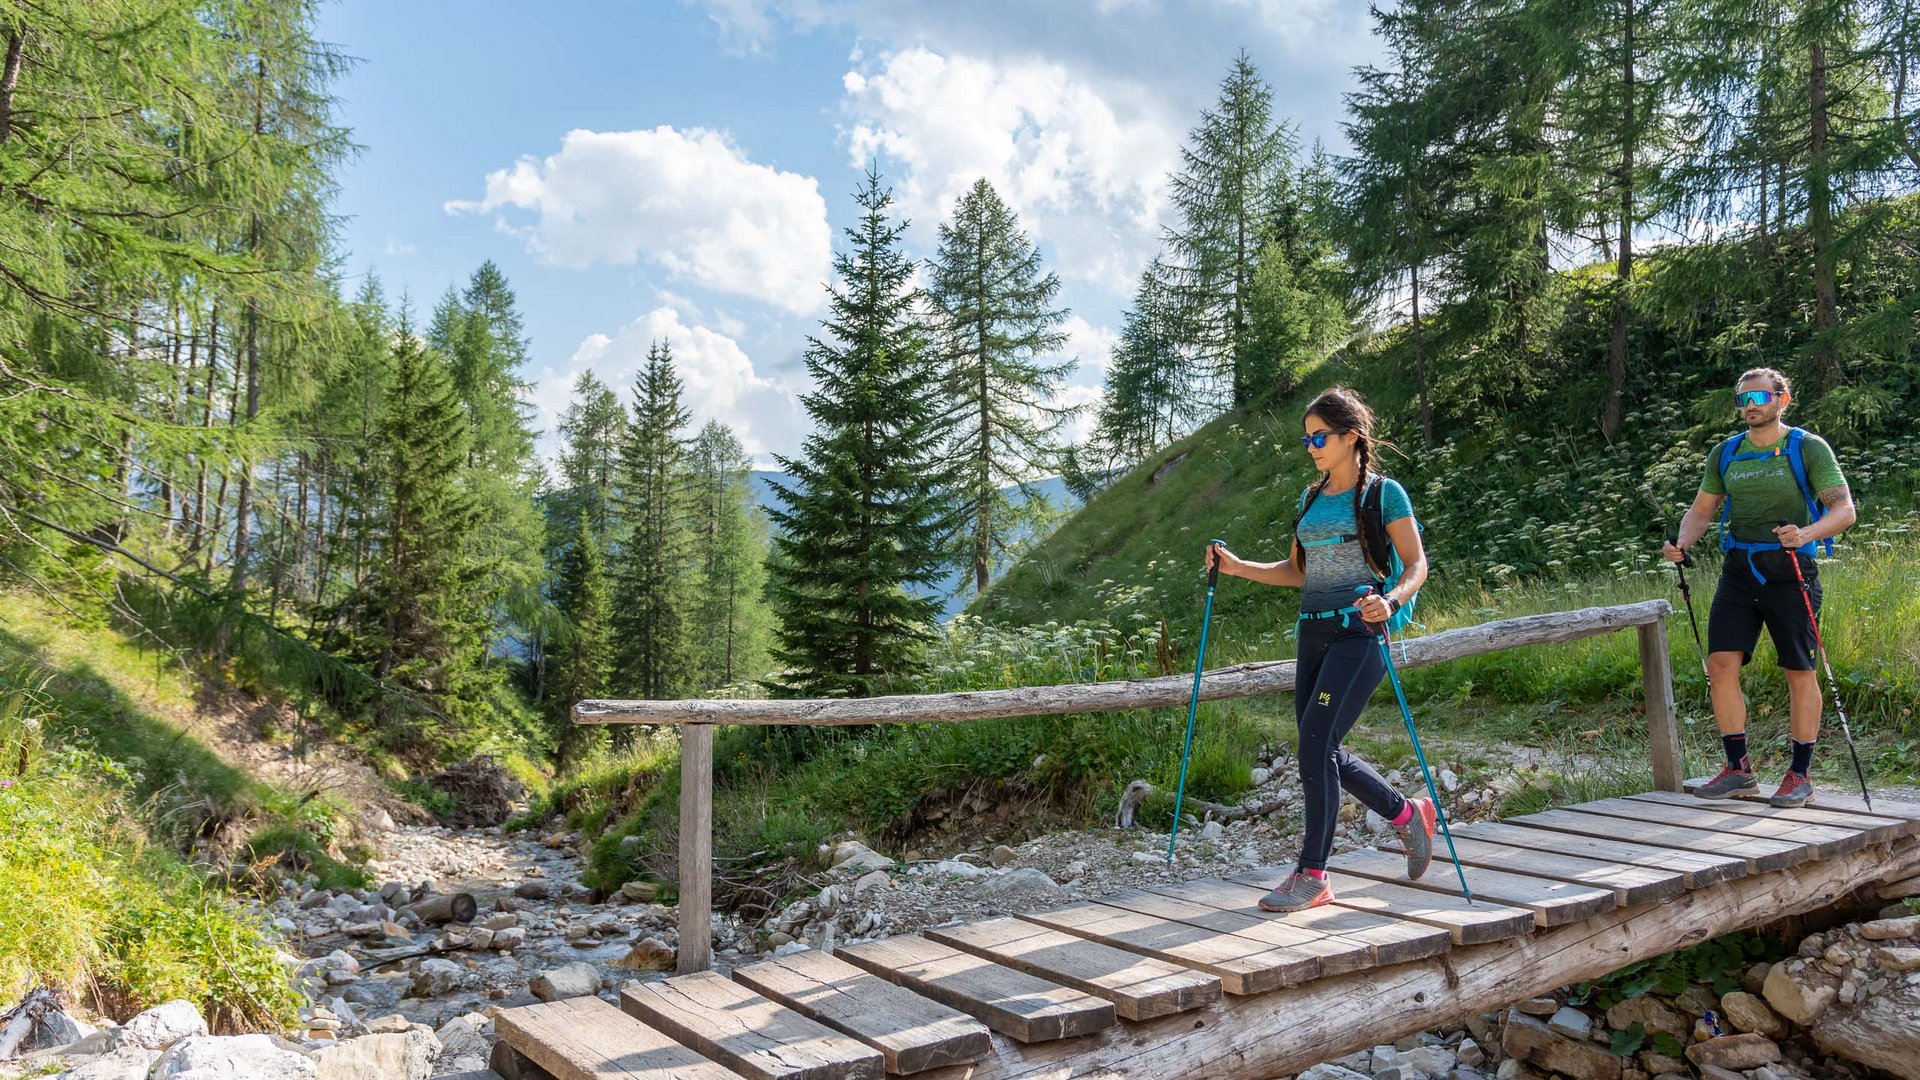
left=1666, top=530, right=1694, bottom=569
left=1206, top=539, right=1224, bottom=588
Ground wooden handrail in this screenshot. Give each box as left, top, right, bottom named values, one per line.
left=583, top=598, right=1681, bottom=975
left=575, top=599, right=1675, bottom=726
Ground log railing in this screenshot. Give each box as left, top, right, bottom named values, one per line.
left=574, top=599, right=1680, bottom=973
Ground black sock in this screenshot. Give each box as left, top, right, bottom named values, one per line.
left=1790, top=739, right=1815, bottom=777
left=1723, top=732, right=1749, bottom=772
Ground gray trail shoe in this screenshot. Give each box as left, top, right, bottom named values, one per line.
left=1392, top=798, right=1438, bottom=881
left=1257, top=871, right=1332, bottom=913
left=1694, top=766, right=1759, bottom=800
left=1768, top=772, right=1814, bottom=808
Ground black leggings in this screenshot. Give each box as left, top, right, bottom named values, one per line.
left=1294, top=618, right=1408, bottom=871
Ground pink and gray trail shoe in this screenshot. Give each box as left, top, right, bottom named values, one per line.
left=1393, top=797, right=1438, bottom=881
left=1693, top=766, right=1759, bottom=800
left=1258, top=871, right=1333, bottom=913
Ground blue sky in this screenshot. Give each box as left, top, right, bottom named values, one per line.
left=317, top=0, right=1385, bottom=469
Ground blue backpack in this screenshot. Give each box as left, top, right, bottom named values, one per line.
left=1715, top=426, right=1832, bottom=583
left=1293, top=473, right=1421, bottom=633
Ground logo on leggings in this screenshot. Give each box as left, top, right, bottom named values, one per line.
left=1318, top=691, right=1332, bottom=706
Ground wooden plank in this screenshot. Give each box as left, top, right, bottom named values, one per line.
left=1566, top=796, right=1868, bottom=857
left=1626, top=790, right=1911, bottom=843
left=620, top=972, right=884, bottom=1080
left=835, top=936, right=1114, bottom=1043
left=1084, top=886, right=1411, bottom=977
left=730, top=950, right=992, bottom=1075
left=923, top=917, right=1219, bottom=1020
left=1014, top=899, right=1322, bottom=994
left=1323, top=847, right=1615, bottom=926
left=1452, top=820, right=1748, bottom=887
left=1638, top=620, right=1685, bottom=792
left=678, top=723, right=714, bottom=974
left=1503, top=808, right=1809, bottom=874
left=1377, top=833, right=1687, bottom=907
left=495, top=996, right=744, bottom=1080
left=1155, top=875, right=1453, bottom=965
left=1311, top=875, right=1534, bottom=945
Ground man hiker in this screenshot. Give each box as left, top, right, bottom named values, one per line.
left=1663, top=367, right=1856, bottom=807
left=1207, top=386, right=1437, bottom=912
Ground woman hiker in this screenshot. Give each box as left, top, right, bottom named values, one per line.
left=1664, top=366, right=1856, bottom=807
left=1206, top=386, right=1438, bottom=913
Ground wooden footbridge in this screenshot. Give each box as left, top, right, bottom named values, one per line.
left=491, top=601, right=1920, bottom=1080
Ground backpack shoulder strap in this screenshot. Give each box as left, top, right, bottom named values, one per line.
left=1358, top=474, right=1393, bottom=579
left=1292, top=479, right=1328, bottom=563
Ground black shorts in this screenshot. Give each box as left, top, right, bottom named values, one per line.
left=1707, top=552, right=1821, bottom=670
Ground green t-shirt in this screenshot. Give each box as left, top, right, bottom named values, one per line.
left=1699, top=429, right=1846, bottom=543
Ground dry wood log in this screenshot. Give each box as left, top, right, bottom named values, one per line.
left=953, top=837, right=1920, bottom=1080
left=576, top=600, right=1672, bottom=726
left=404, top=892, right=477, bottom=925
left=0, top=989, right=62, bottom=1061
left=1112, top=779, right=1293, bottom=829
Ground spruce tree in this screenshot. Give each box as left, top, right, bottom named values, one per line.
left=610, top=341, right=697, bottom=701
left=767, top=169, right=954, bottom=698
left=1092, top=261, right=1191, bottom=473
left=685, top=420, right=769, bottom=690
left=549, top=509, right=613, bottom=763
left=1164, top=52, right=1297, bottom=409
left=556, top=371, right=628, bottom=542
left=927, top=178, right=1075, bottom=594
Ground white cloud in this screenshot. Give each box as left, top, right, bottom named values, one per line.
left=447, top=127, right=832, bottom=315
left=840, top=48, right=1181, bottom=297
left=383, top=236, right=415, bottom=256
left=1059, top=315, right=1121, bottom=376
left=527, top=306, right=803, bottom=465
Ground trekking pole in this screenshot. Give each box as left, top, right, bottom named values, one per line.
left=1168, top=540, right=1225, bottom=862
left=1359, top=586, right=1473, bottom=903
left=1775, top=521, right=1872, bottom=811
left=1668, top=531, right=1710, bottom=688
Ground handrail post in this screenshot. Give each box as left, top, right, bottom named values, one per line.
left=677, top=722, right=714, bottom=973
left=1637, top=619, right=1684, bottom=792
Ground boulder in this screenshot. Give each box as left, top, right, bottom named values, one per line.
left=409, top=958, right=465, bottom=998
left=611, top=937, right=675, bottom=972
left=1501, top=1010, right=1622, bottom=1080
left=529, top=962, right=602, bottom=1002
left=1874, top=946, right=1920, bottom=973
left=1297, top=1065, right=1371, bottom=1080
left=60, top=1046, right=164, bottom=1080
left=1762, top=961, right=1836, bottom=1025
left=1813, top=981, right=1920, bottom=1080
left=1605, top=997, right=1687, bottom=1041
left=313, top=1029, right=440, bottom=1080
left=1718, top=991, right=1785, bottom=1039
left=975, top=868, right=1059, bottom=899
left=154, top=1035, right=316, bottom=1080
left=1514, top=998, right=1558, bottom=1017
left=1684, top=1035, right=1780, bottom=1072
left=989, top=845, right=1018, bottom=868
left=116, top=1000, right=209, bottom=1050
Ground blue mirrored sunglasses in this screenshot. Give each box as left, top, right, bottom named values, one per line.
left=1736, top=389, right=1779, bottom=408
left=1299, top=429, right=1349, bottom=450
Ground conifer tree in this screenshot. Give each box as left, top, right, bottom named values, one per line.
left=1092, top=261, right=1190, bottom=473
left=767, top=169, right=954, bottom=698
left=610, top=341, right=697, bottom=701
left=927, top=178, right=1075, bottom=594
left=556, top=371, right=628, bottom=541
left=685, top=420, right=769, bottom=690
left=1164, top=52, right=1297, bottom=409
left=549, top=510, right=613, bottom=763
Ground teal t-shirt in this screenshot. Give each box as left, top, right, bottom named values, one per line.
left=1699, top=430, right=1845, bottom=544
left=1294, top=477, right=1414, bottom=614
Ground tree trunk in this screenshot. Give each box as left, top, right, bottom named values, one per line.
left=1602, top=0, right=1636, bottom=441
left=1807, top=40, right=1841, bottom=391
left=1411, top=261, right=1431, bottom=443
left=0, top=25, right=23, bottom=145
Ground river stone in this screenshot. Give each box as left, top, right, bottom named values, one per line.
left=1606, top=997, right=1688, bottom=1041
left=1637, top=1051, right=1687, bottom=1076
left=1298, top=1066, right=1371, bottom=1080
left=1547, top=1006, right=1592, bottom=1040
left=1684, top=1035, right=1780, bottom=1072
left=529, top=962, right=601, bottom=1002
left=490, top=927, right=526, bottom=951
left=154, top=1035, right=316, bottom=1080
left=1874, top=946, right=1920, bottom=972
left=1673, top=985, right=1718, bottom=1017
left=410, top=958, right=464, bottom=998
left=1515, top=998, right=1559, bottom=1017
left=314, top=1029, right=439, bottom=1080
left=1860, top=914, right=1920, bottom=941
left=1502, top=1010, right=1622, bottom=1080
left=1813, top=981, right=1920, bottom=1080
left=975, top=868, right=1059, bottom=899
left=1763, top=961, right=1836, bottom=1024
left=1719, top=992, right=1786, bottom=1038
left=116, top=1000, right=208, bottom=1050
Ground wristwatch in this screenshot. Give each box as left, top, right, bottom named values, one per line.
left=1383, top=594, right=1402, bottom=615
